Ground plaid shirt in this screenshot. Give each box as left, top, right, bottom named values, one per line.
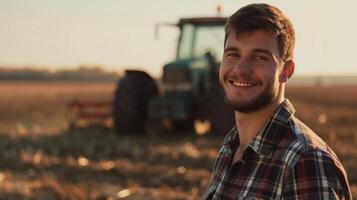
left=203, top=100, right=351, bottom=200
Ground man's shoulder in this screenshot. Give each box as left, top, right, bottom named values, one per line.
left=273, top=116, right=337, bottom=165
left=288, top=116, right=329, bottom=153
left=281, top=118, right=351, bottom=199
left=269, top=100, right=328, bottom=155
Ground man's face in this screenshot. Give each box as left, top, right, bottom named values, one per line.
left=219, top=30, right=285, bottom=113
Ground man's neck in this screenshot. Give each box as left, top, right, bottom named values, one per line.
left=235, top=97, right=285, bottom=149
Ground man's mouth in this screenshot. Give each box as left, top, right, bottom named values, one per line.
left=229, top=80, right=258, bottom=87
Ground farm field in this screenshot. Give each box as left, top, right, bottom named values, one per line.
left=0, top=81, right=356, bottom=199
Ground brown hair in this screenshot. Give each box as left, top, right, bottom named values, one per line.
left=225, top=3, right=295, bottom=61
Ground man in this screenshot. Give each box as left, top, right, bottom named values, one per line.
left=203, top=3, right=351, bottom=200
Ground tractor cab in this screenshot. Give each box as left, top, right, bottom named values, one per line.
left=147, top=17, right=233, bottom=133
left=162, top=17, right=227, bottom=96
left=113, top=16, right=234, bottom=136
left=176, top=17, right=226, bottom=61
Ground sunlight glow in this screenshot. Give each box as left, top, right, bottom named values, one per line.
left=194, top=120, right=211, bottom=135
left=318, top=114, right=327, bottom=124
left=0, top=172, right=5, bottom=182
left=117, top=189, right=131, bottom=198
left=101, top=161, right=115, bottom=170
left=78, top=156, right=89, bottom=166
left=33, top=151, right=43, bottom=164
left=177, top=166, right=187, bottom=174
left=183, top=143, right=200, bottom=158
left=2, top=1, right=357, bottom=76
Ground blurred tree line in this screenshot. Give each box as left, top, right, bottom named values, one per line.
left=0, top=66, right=120, bottom=81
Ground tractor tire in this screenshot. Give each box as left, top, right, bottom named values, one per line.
left=206, top=85, right=235, bottom=136
left=113, top=70, right=158, bottom=134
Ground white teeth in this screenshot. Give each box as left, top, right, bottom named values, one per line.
left=231, top=81, right=255, bottom=87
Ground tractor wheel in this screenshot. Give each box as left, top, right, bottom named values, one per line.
left=206, top=85, right=235, bottom=136
left=113, top=70, right=159, bottom=134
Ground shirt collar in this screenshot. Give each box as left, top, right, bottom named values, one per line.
left=222, top=99, right=296, bottom=158
left=248, top=99, right=295, bottom=158
left=222, top=126, right=239, bottom=155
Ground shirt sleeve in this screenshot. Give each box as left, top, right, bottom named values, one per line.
left=282, top=150, right=352, bottom=200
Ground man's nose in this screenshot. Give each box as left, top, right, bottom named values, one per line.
left=233, top=57, right=252, bottom=74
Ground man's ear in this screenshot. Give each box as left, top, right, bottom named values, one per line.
left=279, top=60, right=295, bottom=83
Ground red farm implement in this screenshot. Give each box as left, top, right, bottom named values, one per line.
left=67, top=100, right=113, bottom=130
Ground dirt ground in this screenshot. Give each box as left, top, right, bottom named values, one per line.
left=0, top=81, right=356, bottom=199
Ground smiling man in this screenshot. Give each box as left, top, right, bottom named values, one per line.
left=202, top=3, right=351, bottom=200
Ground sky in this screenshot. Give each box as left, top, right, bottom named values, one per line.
left=1, top=0, right=357, bottom=77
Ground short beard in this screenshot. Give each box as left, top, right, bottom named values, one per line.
left=220, top=80, right=276, bottom=113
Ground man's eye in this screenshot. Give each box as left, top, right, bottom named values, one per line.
left=254, top=55, right=268, bottom=61
left=226, top=52, right=239, bottom=57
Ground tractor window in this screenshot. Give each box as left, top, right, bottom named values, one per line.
left=177, top=24, right=194, bottom=60
left=194, top=26, right=224, bottom=61
left=177, top=24, right=224, bottom=61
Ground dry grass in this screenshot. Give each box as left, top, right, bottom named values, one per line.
left=0, top=81, right=356, bottom=199
left=0, top=81, right=115, bottom=135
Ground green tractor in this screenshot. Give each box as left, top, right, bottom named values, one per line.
left=113, top=16, right=235, bottom=135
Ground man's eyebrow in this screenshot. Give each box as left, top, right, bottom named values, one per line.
left=224, top=47, right=274, bottom=56
left=252, top=48, right=274, bottom=56
left=224, top=46, right=239, bottom=52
